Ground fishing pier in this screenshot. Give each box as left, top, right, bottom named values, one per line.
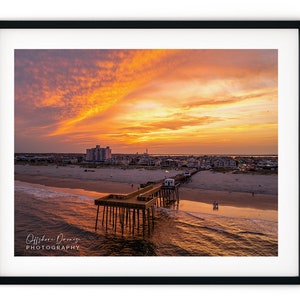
left=94, top=170, right=196, bottom=236
left=95, top=184, right=179, bottom=236
left=94, top=182, right=180, bottom=236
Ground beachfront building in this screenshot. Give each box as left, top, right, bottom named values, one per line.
left=86, top=145, right=112, bottom=162
left=161, top=158, right=179, bottom=168
left=212, top=157, right=237, bottom=169
left=186, top=158, right=201, bottom=169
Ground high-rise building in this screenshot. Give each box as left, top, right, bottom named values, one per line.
left=85, top=145, right=112, bottom=162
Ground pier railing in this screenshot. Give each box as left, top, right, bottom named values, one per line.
left=94, top=170, right=197, bottom=236
left=94, top=183, right=180, bottom=236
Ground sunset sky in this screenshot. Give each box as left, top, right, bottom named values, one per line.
left=15, top=49, right=277, bottom=154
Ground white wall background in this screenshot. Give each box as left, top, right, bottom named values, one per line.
left=0, top=0, right=299, bottom=20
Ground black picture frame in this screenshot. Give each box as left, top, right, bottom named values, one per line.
left=0, top=20, right=299, bottom=285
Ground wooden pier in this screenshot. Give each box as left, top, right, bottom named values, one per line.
left=94, top=169, right=198, bottom=236
left=94, top=182, right=180, bottom=236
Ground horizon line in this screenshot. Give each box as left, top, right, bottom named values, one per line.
left=14, top=152, right=278, bottom=156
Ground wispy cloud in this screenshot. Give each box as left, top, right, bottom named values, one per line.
left=15, top=49, right=278, bottom=154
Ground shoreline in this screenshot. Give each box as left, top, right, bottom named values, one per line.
left=15, top=173, right=278, bottom=211
left=14, top=164, right=278, bottom=195
left=14, top=164, right=278, bottom=224
left=178, top=200, right=277, bottom=222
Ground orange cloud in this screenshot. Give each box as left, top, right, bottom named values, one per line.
left=15, top=49, right=278, bottom=154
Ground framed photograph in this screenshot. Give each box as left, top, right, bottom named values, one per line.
left=0, top=20, right=299, bottom=284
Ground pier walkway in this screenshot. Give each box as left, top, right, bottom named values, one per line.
left=94, top=169, right=197, bottom=236
left=94, top=183, right=180, bottom=236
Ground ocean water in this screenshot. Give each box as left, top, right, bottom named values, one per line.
left=15, top=181, right=278, bottom=256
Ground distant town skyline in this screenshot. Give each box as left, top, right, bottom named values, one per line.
left=15, top=49, right=278, bottom=155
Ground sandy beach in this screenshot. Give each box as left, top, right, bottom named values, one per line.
left=15, top=165, right=278, bottom=212
left=14, top=164, right=278, bottom=255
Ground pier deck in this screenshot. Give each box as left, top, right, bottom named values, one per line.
left=94, top=184, right=161, bottom=209
left=94, top=184, right=179, bottom=235
left=94, top=170, right=197, bottom=236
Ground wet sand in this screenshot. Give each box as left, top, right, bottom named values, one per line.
left=179, top=200, right=277, bottom=222
left=14, top=165, right=278, bottom=213
left=15, top=173, right=137, bottom=194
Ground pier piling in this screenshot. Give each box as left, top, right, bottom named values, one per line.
left=94, top=175, right=183, bottom=236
